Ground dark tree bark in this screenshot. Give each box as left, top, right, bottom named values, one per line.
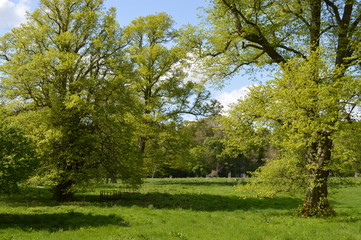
left=301, top=131, right=336, bottom=216
left=53, top=179, right=75, bottom=202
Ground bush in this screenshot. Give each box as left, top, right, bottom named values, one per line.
left=0, top=118, right=39, bottom=193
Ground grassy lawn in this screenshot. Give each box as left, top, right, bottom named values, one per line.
left=0, top=178, right=360, bottom=240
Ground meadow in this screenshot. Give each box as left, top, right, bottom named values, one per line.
left=0, top=178, right=361, bottom=240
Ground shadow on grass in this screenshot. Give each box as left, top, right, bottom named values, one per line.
left=0, top=212, right=128, bottom=232
left=1, top=186, right=301, bottom=213
left=146, top=179, right=239, bottom=187
left=0, top=187, right=57, bottom=208
left=90, top=192, right=302, bottom=212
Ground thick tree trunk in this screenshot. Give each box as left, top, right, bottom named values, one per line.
left=301, top=167, right=335, bottom=216
left=301, top=133, right=336, bottom=216
left=53, top=179, right=75, bottom=202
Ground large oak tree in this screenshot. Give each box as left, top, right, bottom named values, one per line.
left=0, top=0, right=142, bottom=201
left=188, top=0, right=361, bottom=216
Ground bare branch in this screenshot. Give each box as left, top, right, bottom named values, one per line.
left=207, top=40, right=232, bottom=57
left=0, top=54, right=11, bottom=62
left=276, top=44, right=307, bottom=58
left=280, top=3, right=310, bottom=27
left=222, top=51, right=266, bottom=78
left=350, top=12, right=361, bottom=33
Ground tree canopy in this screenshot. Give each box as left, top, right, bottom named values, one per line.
left=123, top=13, right=221, bottom=176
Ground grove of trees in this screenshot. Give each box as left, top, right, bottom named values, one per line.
left=0, top=0, right=360, bottom=217
left=0, top=0, right=218, bottom=201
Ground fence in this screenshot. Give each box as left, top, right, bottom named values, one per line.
left=99, top=190, right=122, bottom=201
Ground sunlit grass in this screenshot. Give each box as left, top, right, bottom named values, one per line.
left=0, top=178, right=360, bottom=240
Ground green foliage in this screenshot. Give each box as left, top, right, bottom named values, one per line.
left=185, top=118, right=222, bottom=176
left=123, top=12, right=217, bottom=124
left=185, top=116, right=262, bottom=177
left=142, top=122, right=195, bottom=178
left=0, top=113, right=39, bottom=193
left=226, top=52, right=361, bottom=198
left=332, top=120, right=361, bottom=176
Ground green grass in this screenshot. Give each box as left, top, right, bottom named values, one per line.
left=0, top=178, right=361, bottom=240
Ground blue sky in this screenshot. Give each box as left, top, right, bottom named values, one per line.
left=0, top=0, right=266, bottom=110
left=105, top=0, right=206, bottom=27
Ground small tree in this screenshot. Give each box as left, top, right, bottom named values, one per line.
left=123, top=13, right=220, bottom=165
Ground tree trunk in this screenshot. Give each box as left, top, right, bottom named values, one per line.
left=151, top=165, right=157, bottom=178
left=301, top=133, right=336, bottom=216
left=53, top=179, right=75, bottom=202
left=138, top=136, right=146, bottom=153
left=301, top=167, right=335, bottom=216
left=110, top=177, right=117, bottom=183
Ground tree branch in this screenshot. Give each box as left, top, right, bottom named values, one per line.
left=280, top=3, right=310, bottom=27
left=220, top=0, right=286, bottom=64
left=207, top=40, right=232, bottom=57
left=350, top=12, right=361, bottom=33
left=0, top=54, right=11, bottom=62
left=276, top=44, right=307, bottom=58
left=323, top=0, right=342, bottom=25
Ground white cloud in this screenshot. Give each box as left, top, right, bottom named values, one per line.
left=181, top=53, right=209, bottom=84
left=0, top=0, right=30, bottom=30
left=215, top=85, right=253, bottom=113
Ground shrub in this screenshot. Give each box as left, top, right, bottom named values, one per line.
left=0, top=118, right=39, bottom=192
